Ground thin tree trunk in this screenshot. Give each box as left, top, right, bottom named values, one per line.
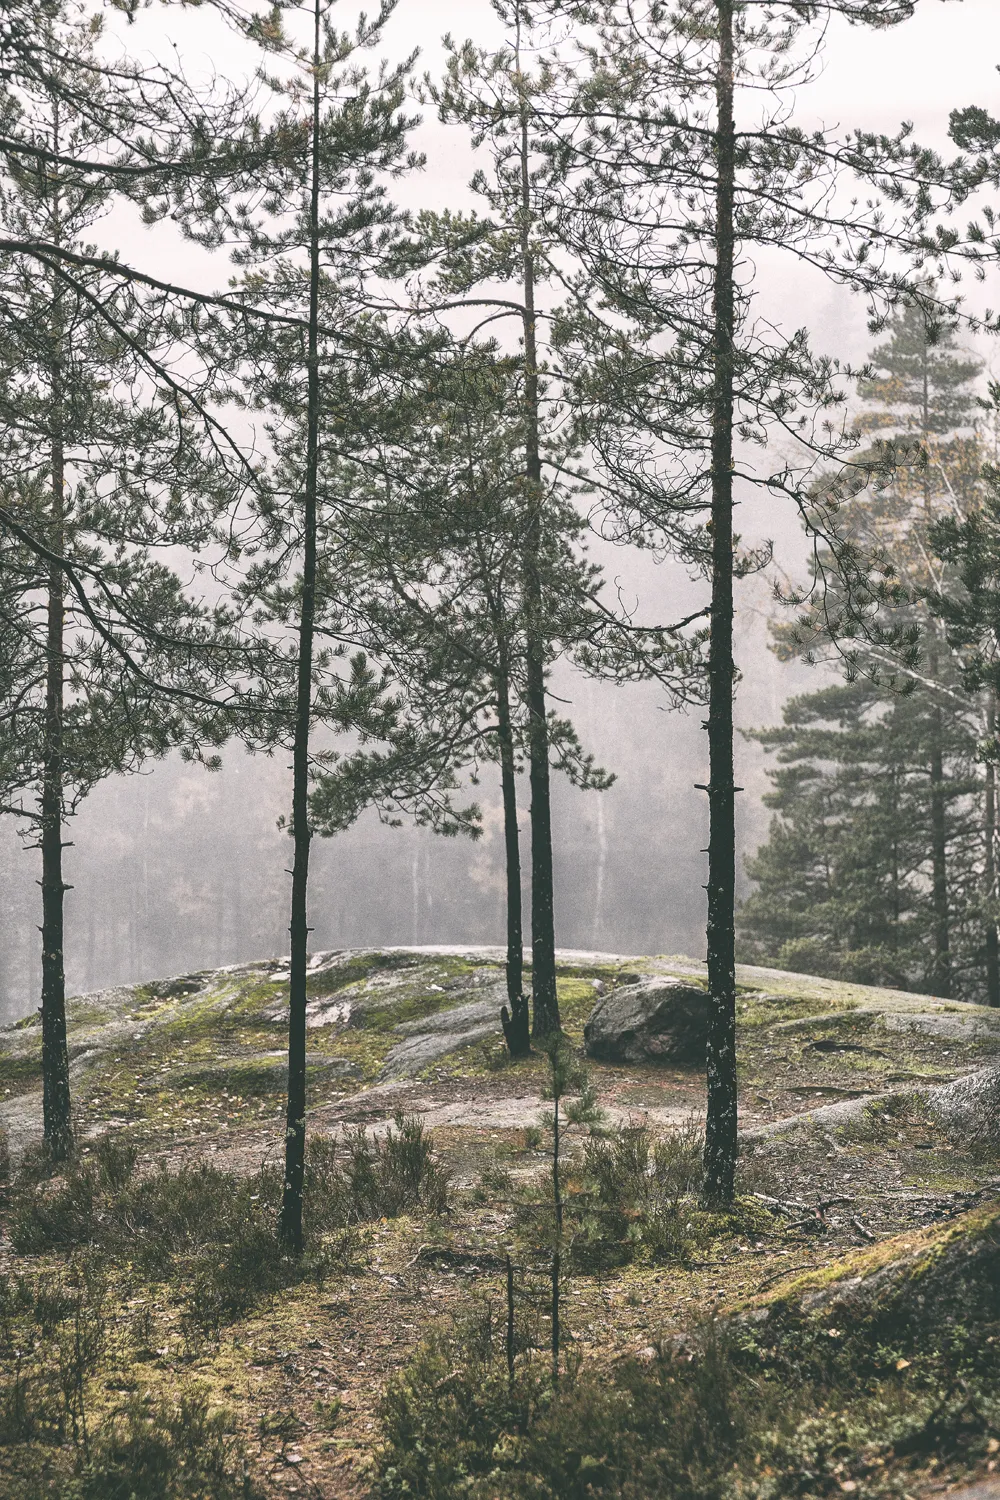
left=41, top=427, right=71, bottom=1162
left=889, top=765, right=901, bottom=946
left=921, top=348, right=951, bottom=998
left=986, top=695, right=999, bottom=1007
left=497, top=661, right=529, bottom=1056
left=278, top=0, right=322, bottom=1254
left=703, top=0, right=738, bottom=1207
left=550, top=1092, right=561, bottom=1382
left=929, top=708, right=951, bottom=997
left=41, top=117, right=71, bottom=1164
left=515, top=30, right=559, bottom=1040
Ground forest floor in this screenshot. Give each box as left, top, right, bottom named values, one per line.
left=1, top=948, right=1000, bottom=1498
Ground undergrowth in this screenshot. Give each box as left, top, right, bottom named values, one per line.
left=0, top=1115, right=449, bottom=1497
left=497, top=1119, right=770, bottom=1274
left=375, top=1210, right=1000, bottom=1500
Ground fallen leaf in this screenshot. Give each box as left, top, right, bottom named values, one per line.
left=895, top=1358, right=911, bottom=1371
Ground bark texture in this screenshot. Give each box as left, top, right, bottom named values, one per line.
left=986, top=698, right=999, bottom=1008
left=41, top=425, right=71, bottom=1162
left=278, top=0, right=322, bottom=1253
left=516, top=71, right=559, bottom=1040
left=40, top=149, right=71, bottom=1163
left=497, top=663, right=530, bottom=1056
left=703, top=0, right=738, bottom=1207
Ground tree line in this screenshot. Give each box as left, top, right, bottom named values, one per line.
left=0, top=0, right=995, bottom=1248
left=741, top=302, right=1000, bottom=1008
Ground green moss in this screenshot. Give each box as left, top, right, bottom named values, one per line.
left=750, top=1201, right=1000, bottom=1309
left=556, top=979, right=602, bottom=1040
left=0, top=1053, right=42, bottom=1096
left=352, top=988, right=466, bottom=1033
left=304, top=951, right=418, bottom=995
left=736, top=993, right=848, bottom=1029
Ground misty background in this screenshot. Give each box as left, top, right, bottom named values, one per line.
left=0, top=0, right=996, bottom=1021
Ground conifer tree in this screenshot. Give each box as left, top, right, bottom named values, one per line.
left=541, top=0, right=967, bottom=1202
left=182, top=0, right=425, bottom=1252
left=0, top=11, right=239, bottom=1159
left=924, top=437, right=1000, bottom=1006
left=415, top=2, right=579, bottom=1041
left=766, top=300, right=988, bottom=1000
left=739, top=681, right=982, bottom=994
left=321, top=342, right=666, bottom=1054
left=855, top=303, right=984, bottom=995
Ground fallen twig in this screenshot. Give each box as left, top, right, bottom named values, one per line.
left=851, top=1215, right=876, bottom=1242
left=755, top=1261, right=817, bottom=1292
left=785, top=1215, right=827, bottom=1233
left=753, top=1192, right=811, bottom=1217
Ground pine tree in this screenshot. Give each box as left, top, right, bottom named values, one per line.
left=189, top=0, right=424, bottom=1253
left=320, top=341, right=638, bottom=1054
left=419, top=4, right=571, bottom=1038
left=540, top=0, right=968, bottom=1202
left=0, top=10, right=239, bottom=1160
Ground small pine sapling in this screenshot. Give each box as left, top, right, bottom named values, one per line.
left=541, top=1037, right=602, bottom=1381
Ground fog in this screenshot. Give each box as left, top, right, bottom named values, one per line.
left=0, top=0, right=996, bottom=1020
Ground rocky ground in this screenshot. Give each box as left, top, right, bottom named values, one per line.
left=2, top=948, right=1000, bottom=1497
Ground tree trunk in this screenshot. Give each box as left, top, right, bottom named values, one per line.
left=986, top=696, right=999, bottom=1007
left=41, top=427, right=71, bottom=1162
left=703, top=0, right=738, bottom=1207
left=40, top=125, right=71, bottom=1163
left=497, top=662, right=529, bottom=1056
left=278, top=0, right=322, bottom=1254
left=516, top=48, right=559, bottom=1040
left=550, top=1091, right=562, bottom=1382
left=928, top=711, right=951, bottom=997
left=921, top=347, right=951, bottom=999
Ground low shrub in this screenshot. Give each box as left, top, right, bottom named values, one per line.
left=570, top=1121, right=709, bottom=1271
left=6, top=1115, right=445, bottom=1340
left=374, top=1319, right=753, bottom=1500
left=376, top=1298, right=1000, bottom=1500
left=76, top=1389, right=258, bottom=1500
left=306, top=1112, right=450, bottom=1227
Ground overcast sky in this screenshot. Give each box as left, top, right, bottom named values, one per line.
left=3, top=0, right=998, bottom=1011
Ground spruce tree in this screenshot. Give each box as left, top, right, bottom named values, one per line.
left=768, top=300, right=987, bottom=1001
left=924, top=439, right=1000, bottom=1006
left=739, top=681, right=981, bottom=994
left=855, top=302, right=984, bottom=995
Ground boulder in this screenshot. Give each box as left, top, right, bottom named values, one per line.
left=927, top=1065, right=1000, bottom=1149
left=584, top=977, right=709, bottom=1067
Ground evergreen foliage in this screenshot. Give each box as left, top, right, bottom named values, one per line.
left=744, top=301, right=996, bottom=1000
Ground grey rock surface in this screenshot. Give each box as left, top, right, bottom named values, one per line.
left=880, top=1010, right=1000, bottom=1043
left=380, top=992, right=505, bottom=1079
left=584, top=977, right=708, bottom=1066
left=926, top=1065, right=1000, bottom=1145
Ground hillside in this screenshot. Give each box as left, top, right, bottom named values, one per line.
left=1, top=950, right=1000, bottom=1498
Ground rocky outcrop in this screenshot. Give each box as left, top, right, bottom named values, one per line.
left=584, top=977, right=709, bottom=1066
left=750, top=1201, right=1000, bottom=1343
left=379, top=991, right=507, bottom=1079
